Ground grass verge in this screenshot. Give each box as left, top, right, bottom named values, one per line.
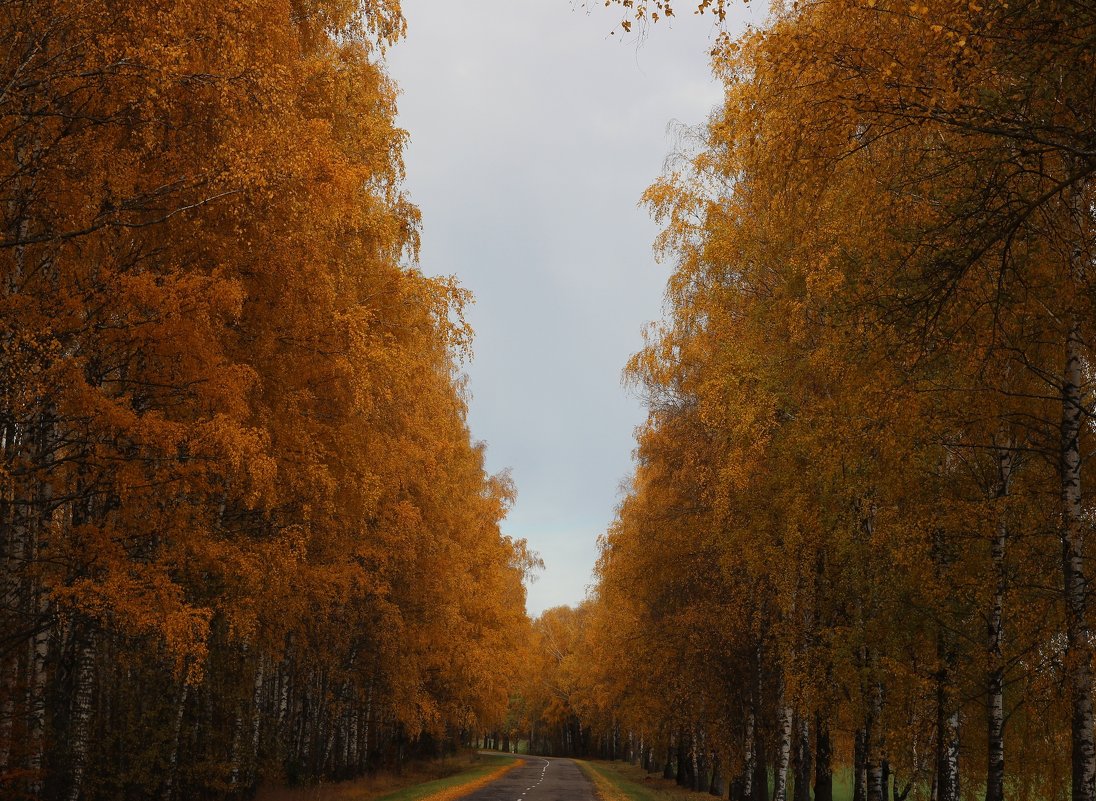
left=576, top=760, right=856, bottom=801
left=576, top=759, right=714, bottom=801
left=384, top=755, right=520, bottom=801
left=255, top=754, right=520, bottom=801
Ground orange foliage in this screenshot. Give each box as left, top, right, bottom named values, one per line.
left=0, top=1, right=533, bottom=798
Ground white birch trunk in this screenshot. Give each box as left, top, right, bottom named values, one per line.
left=161, top=681, right=189, bottom=801
left=0, top=510, right=22, bottom=774
left=321, top=709, right=335, bottom=776
left=349, top=705, right=359, bottom=771
left=229, top=650, right=247, bottom=787
left=25, top=583, right=48, bottom=793
left=277, top=661, right=289, bottom=727
left=249, top=655, right=265, bottom=785
left=743, top=707, right=756, bottom=800
left=691, top=727, right=701, bottom=790
left=986, top=443, right=1011, bottom=801
left=298, top=679, right=311, bottom=764
left=362, top=680, right=373, bottom=770
left=1062, top=317, right=1096, bottom=801
left=773, top=703, right=794, bottom=801
left=26, top=457, right=52, bottom=796
left=867, top=681, right=886, bottom=801
left=944, top=710, right=960, bottom=801
left=0, top=657, right=14, bottom=773
left=867, top=762, right=885, bottom=801
left=65, top=633, right=97, bottom=801
left=0, top=133, right=29, bottom=776
left=277, top=658, right=291, bottom=762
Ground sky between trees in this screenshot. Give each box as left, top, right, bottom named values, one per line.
left=388, top=0, right=761, bottom=613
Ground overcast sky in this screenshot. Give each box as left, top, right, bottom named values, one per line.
left=387, top=1, right=762, bottom=617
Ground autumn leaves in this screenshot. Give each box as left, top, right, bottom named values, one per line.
left=1, top=2, right=530, bottom=799
left=4, top=1, right=1094, bottom=801
left=532, top=1, right=1096, bottom=800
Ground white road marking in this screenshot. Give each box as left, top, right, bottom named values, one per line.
left=513, top=757, right=551, bottom=801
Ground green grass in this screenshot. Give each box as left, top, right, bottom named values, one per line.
left=578, top=759, right=856, bottom=801
left=579, top=759, right=714, bottom=801
left=375, top=755, right=519, bottom=801
left=831, top=769, right=855, bottom=801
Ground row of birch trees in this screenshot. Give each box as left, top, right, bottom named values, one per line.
left=519, top=2, right=1096, bottom=801
left=0, top=2, right=533, bottom=799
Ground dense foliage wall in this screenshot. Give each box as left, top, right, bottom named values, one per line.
left=514, top=3, right=1096, bottom=801
left=0, top=2, right=533, bottom=799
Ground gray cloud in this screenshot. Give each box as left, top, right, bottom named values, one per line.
left=386, top=0, right=761, bottom=616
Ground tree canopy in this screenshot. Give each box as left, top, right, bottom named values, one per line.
left=0, top=2, right=534, bottom=798
left=511, top=4, right=1096, bottom=801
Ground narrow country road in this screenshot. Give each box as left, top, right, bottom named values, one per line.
left=467, top=755, right=598, bottom=801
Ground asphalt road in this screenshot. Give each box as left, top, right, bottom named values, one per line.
left=466, top=756, right=597, bottom=801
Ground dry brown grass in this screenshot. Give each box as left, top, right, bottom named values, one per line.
left=254, top=754, right=494, bottom=801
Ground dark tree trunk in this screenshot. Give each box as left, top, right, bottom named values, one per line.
left=814, top=713, right=832, bottom=801
left=853, top=729, right=867, bottom=801
left=678, top=731, right=689, bottom=787
left=793, top=714, right=811, bottom=801
left=711, top=753, right=725, bottom=797
left=752, top=735, right=768, bottom=801
left=695, top=731, right=708, bottom=793
left=732, top=776, right=745, bottom=801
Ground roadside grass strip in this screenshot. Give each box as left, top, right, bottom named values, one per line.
left=383, top=755, right=521, bottom=801
left=577, top=760, right=856, bottom=801
left=576, top=760, right=729, bottom=801
left=575, top=760, right=655, bottom=801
